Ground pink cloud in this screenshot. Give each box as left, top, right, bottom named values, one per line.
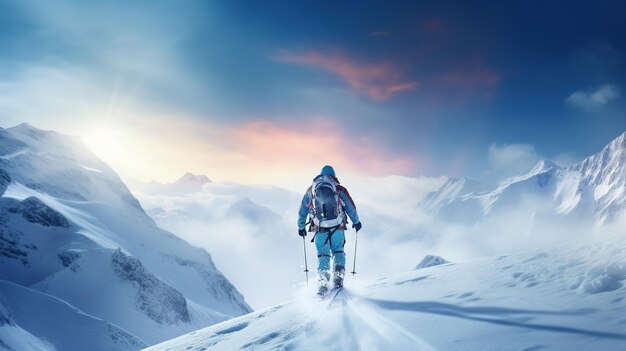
left=228, top=119, right=415, bottom=177
left=275, top=51, right=417, bottom=101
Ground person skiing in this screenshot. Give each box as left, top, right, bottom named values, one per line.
left=298, top=165, right=362, bottom=296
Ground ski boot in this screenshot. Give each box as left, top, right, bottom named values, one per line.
left=333, top=265, right=345, bottom=290
left=317, top=270, right=330, bottom=297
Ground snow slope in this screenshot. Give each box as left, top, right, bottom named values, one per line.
left=420, top=131, right=626, bottom=226
left=0, top=123, right=251, bottom=346
left=145, top=233, right=626, bottom=351
left=0, top=280, right=147, bottom=351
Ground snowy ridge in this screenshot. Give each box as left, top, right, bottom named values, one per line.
left=0, top=123, right=251, bottom=347
left=569, top=131, right=626, bottom=223
left=418, top=177, right=488, bottom=214
left=128, top=172, right=213, bottom=195
left=420, top=131, right=626, bottom=225
left=145, top=233, right=626, bottom=350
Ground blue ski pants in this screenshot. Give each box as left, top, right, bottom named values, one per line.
left=314, top=230, right=346, bottom=272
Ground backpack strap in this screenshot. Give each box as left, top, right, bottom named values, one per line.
left=336, top=185, right=356, bottom=209
left=323, top=226, right=340, bottom=245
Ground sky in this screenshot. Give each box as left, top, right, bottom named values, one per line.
left=1, top=0, right=625, bottom=186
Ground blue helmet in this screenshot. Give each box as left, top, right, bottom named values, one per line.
left=320, top=165, right=336, bottom=177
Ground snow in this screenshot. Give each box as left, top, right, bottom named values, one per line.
left=414, top=255, right=449, bottom=270
left=128, top=172, right=212, bottom=195
left=0, top=280, right=147, bottom=351
left=0, top=149, right=30, bottom=160
left=420, top=131, right=626, bottom=226
left=3, top=122, right=625, bottom=350
left=81, top=164, right=104, bottom=173
left=145, top=233, right=626, bottom=351
left=130, top=173, right=444, bottom=309
left=0, top=123, right=251, bottom=347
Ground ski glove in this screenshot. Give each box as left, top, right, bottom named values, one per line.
left=352, top=222, right=362, bottom=232
left=298, top=228, right=307, bottom=237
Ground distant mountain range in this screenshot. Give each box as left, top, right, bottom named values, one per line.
left=0, top=123, right=251, bottom=351
left=128, top=172, right=213, bottom=195
left=420, top=131, right=626, bottom=225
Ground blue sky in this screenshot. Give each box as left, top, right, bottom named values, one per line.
left=0, top=0, right=625, bottom=184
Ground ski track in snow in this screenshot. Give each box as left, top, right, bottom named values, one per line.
left=143, top=288, right=436, bottom=351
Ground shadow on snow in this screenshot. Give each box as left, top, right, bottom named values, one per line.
left=363, top=297, right=626, bottom=340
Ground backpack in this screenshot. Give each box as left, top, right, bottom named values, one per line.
left=308, top=175, right=346, bottom=229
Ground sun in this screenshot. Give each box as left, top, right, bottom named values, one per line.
left=82, top=123, right=129, bottom=166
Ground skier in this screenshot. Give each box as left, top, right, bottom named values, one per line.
left=298, top=165, right=362, bottom=296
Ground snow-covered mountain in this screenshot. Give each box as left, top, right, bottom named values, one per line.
left=420, top=131, right=626, bottom=225
left=418, top=177, right=491, bottom=222
left=0, top=280, right=147, bottom=351
left=133, top=181, right=298, bottom=310
left=144, top=232, right=626, bottom=351
left=128, top=172, right=212, bottom=195
left=0, top=123, right=251, bottom=349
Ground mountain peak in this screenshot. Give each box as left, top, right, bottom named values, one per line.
left=528, top=160, right=560, bottom=175
left=607, top=130, right=626, bottom=151
left=12, top=122, right=37, bottom=130
left=7, top=123, right=48, bottom=137
left=174, top=172, right=212, bottom=185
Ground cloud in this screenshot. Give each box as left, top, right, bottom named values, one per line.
left=565, top=84, right=620, bottom=110
left=488, top=143, right=542, bottom=178
left=485, top=143, right=581, bottom=183
left=226, top=119, right=415, bottom=183
left=275, top=51, right=417, bottom=101
left=131, top=174, right=445, bottom=309
left=10, top=1, right=199, bottom=83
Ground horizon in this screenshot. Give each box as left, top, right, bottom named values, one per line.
left=3, top=121, right=626, bottom=189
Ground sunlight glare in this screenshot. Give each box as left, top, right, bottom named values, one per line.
left=82, top=123, right=129, bottom=167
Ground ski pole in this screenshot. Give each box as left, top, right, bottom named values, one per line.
left=351, top=230, right=358, bottom=277
left=302, top=235, right=309, bottom=285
